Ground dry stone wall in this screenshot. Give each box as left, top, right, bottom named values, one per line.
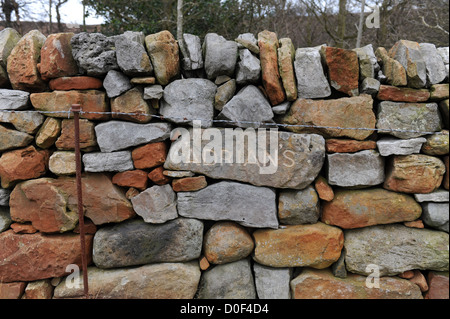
left=0, top=26, right=449, bottom=299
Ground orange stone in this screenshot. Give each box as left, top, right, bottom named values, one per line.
left=314, top=176, right=334, bottom=202
left=253, top=222, right=344, bottom=268
left=258, top=30, right=286, bottom=106
left=0, top=282, right=26, bottom=299
left=326, top=139, right=377, bottom=153
left=0, top=146, right=49, bottom=188
left=172, top=176, right=207, bottom=192
left=0, top=230, right=93, bottom=283
left=425, top=271, right=449, bottom=299
left=49, top=76, right=103, bottom=91
left=55, top=119, right=97, bottom=151
left=409, top=270, right=429, bottom=292
left=377, top=85, right=430, bottom=102
left=39, top=33, right=78, bottom=80
left=132, top=142, right=167, bottom=169
left=148, top=166, right=171, bottom=185
left=112, top=170, right=149, bottom=190
left=10, top=223, right=38, bottom=234
left=403, top=220, right=425, bottom=229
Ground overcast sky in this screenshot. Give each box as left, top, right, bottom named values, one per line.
left=32, top=0, right=105, bottom=25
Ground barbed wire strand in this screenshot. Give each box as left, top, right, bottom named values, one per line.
left=0, top=109, right=448, bottom=136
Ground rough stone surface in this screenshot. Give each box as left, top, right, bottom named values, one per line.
left=203, top=33, right=238, bottom=81
left=49, top=151, right=76, bottom=176
left=177, top=181, right=277, bottom=229
left=92, top=218, right=203, bottom=269
left=165, top=129, right=325, bottom=190
left=197, top=259, right=256, bottom=299
left=277, top=38, right=297, bottom=101
left=377, top=85, right=430, bottom=102
left=83, top=151, right=134, bottom=173
left=327, top=150, right=385, bottom=188
left=0, top=28, right=21, bottom=68
left=7, top=30, right=47, bottom=92
left=389, top=40, right=427, bottom=88
left=214, top=79, right=236, bottom=111
left=54, top=262, right=200, bottom=299
left=71, top=32, right=118, bottom=76
left=430, top=84, right=449, bottom=101
left=0, top=146, right=49, bottom=188
left=0, top=206, right=11, bottom=232
left=281, top=95, right=375, bottom=140
left=426, top=271, right=449, bottom=299
left=130, top=184, right=178, bottom=224
left=375, top=47, right=408, bottom=87
left=314, top=176, right=334, bottom=202
left=322, top=188, right=422, bottom=229
left=0, top=124, right=33, bottom=151
left=419, top=43, right=447, bottom=85
left=0, top=187, right=10, bottom=206
left=35, top=117, right=61, bottom=149
left=253, top=222, right=344, bottom=268
left=414, top=189, right=449, bottom=203
left=218, top=85, right=274, bottom=128
left=384, top=154, right=446, bottom=194
left=236, top=49, right=261, bottom=85
left=321, top=46, right=359, bottom=96
left=48, top=76, right=103, bottom=91
left=172, top=176, right=207, bottom=192
left=291, top=268, right=422, bottom=299
left=131, top=142, right=167, bottom=170
left=344, top=224, right=449, bottom=276
left=278, top=186, right=320, bottom=225
left=30, top=90, right=110, bottom=121
left=236, top=33, right=259, bottom=54
left=0, top=230, right=93, bottom=283
left=253, top=264, right=291, bottom=299
left=115, top=35, right=153, bottom=77
left=0, top=89, right=30, bottom=110
left=258, top=30, right=285, bottom=105
left=421, top=130, right=449, bottom=155
left=95, top=121, right=171, bottom=153
left=377, top=101, right=442, bottom=139
left=203, top=221, right=254, bottom=264
left=144, top=85, right=164, bottom=100
left=145, top=31, right=180, bottom=85
left=294, top=47, right=331, bottom=99
left=103, top=70, right=133, bottom=98
left=421, top=202, right=449, bottom=232
left=0, top=111, right=44, bottom=135
left=112, top=170, right=148, bottom=190
left=160, top=78, right=216, bottom=127
left=326, top=139, right=377, bottom=153
left=148, top=166, right=171, bottom=185
left=39, top=32, right=78, bottom=80
left=111, top=87, right=154, bottom=123
left=377, top=137, right=427, bottom=156
left=55, top=119, right=97, bottom=151
left=181, top=33, right=203, bottom=71
left=360, top=77, right=380, bottom=96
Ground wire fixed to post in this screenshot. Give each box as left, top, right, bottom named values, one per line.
left=0, top=108, right=448, bottom=136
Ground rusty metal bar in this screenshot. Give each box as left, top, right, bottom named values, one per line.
left=71, top=104, right=89, bottom=299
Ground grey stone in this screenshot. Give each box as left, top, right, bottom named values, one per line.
left=120, top=31, right=145, bottom=45
left=131, top=184, right=178, bottom=224
left=327, top=150, right=385, bottom=188
left=272, top=101, right=291, bottom=115
left=235, top=33, right=259, bottom=54
left=377, top=137, right=427, bottom=156
left=419, top=43, right=447, bottom=85
left=0, top=188, right=10, bottom=206
left=0, top=89, right=30, bottom=110
left=197, top=259, right=256, bottom=299
left=103, top=70, right=133, bottom=98
left=353, top=44, right=380, bottom=73
left=163, top=170, right=194, bottom=178
left=360, top=77, right=380, bottom=96
left=160, top=78, right=217, bottom=128
left=115, top=34, right=153, bottom=77
left=215, top=79, right=236, bottom=111
left=253, top=263, right=291, bottom=299
left=278, top=186, right=320, bottom=225
left=421, top=202, right=449, bottom=232
left=344, top=224, right=449, bottom=276
left=437, top=47, right=449, bottom=64
left=143, top=85, right=164, bottom=100
left=48, top=151, right=76, bottom=176
left=377, top=101, right=442, bottom=139
left=414, top=190, right=450, bottom=203
left=93, top=218, right=203, bottom=269
left=218, top=85, right=273, bottom=128
left=332, top=247, right=347, bottom=278
left=177, top=181, right=278, bottom=229
left=0, top=125, right=33, bottom=151
left=83, top=151, right=134, bottom=173
left=294, top=47, right=331, bottom=99
left=54, top=262, right=201, bottom=299
left=181, top=33, right=203, bottom=71
left=71, top=32, right=119, bottom=76
left=390, top=40, right=427, bottom=88
left=203, top=33, right=238, bottom=80
left=165, top=129, right=325, bottom=189
left=236, top=49, right=261, bottom=85
left=0, top=28, right=21, bottom=68
left=95, top=121, right=171, bottom=153
left=0, top=206, right=11, bottom=232
left=0, top=110, right=44, bottom=134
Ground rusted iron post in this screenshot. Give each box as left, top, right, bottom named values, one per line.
left=71, top=104, right=89, bottom=298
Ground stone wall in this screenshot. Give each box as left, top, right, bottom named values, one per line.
left=0, top=27, right=449, bottom=300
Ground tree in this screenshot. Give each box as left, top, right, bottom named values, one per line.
left=54, top=0, right=69, bottom=32
left=1, top=0, right=22, bottom=30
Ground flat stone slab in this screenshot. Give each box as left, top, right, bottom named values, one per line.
left=83, top=151, right=134, bottom=172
